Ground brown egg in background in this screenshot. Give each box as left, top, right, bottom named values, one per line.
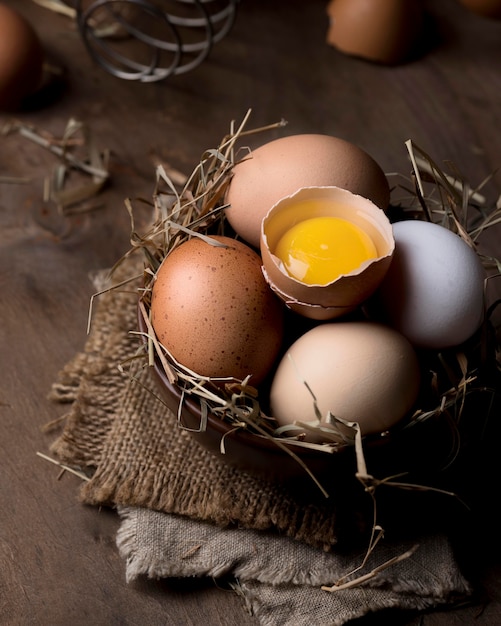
left=0, top=3, right=45, bottom=111
left=326, top=0, right=425, bottom=65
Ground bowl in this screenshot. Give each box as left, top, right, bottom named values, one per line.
left=138, top=303, right=458, bottom=500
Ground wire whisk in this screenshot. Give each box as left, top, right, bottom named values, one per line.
left=75, top=0, right=239, bottom=82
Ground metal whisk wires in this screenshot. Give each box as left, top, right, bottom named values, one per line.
left=75, top=0, right=239, bottom=82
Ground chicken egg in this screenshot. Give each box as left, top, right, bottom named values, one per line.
left=373, top=220, right=486, bottom=349
left=260, top=186, right=395, bottom=320
left=151, top=235, right=284, bottom=385
left=0, top=4, right=44, bottom=111
left=225, top=133, right=390, bottom=249
left=270, top=321, right=421, bottom=437
left=326, top=0, right=424, bottom=65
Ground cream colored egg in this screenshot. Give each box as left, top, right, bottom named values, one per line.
left=270, top=322, right=421, bottom=436
left=373, top=220, right=486, bottom=349
left=225, top=134, right=390, bottom=248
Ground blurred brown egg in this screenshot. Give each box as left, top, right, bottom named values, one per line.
left=458, top=0, right=501, bottom=18
left=225, top=134, right=390, bottom=249
left=260, top=186, right=394, bottom=320
left=326, top=0, right=424, bottom=65
left=0, top=3, right=44, bottom=111
left=151, top=235, right=284, bottom=385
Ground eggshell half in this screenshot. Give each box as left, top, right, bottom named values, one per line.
left=260, top=186, right=395, bottom=320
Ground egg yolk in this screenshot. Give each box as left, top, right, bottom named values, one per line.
left=275, top=216, right=377, bottom=285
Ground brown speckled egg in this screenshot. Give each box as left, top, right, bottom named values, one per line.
left=151, top=235, right=284, bottom=385
left=0, top=3, right=44, bottom=111
left=225, top=134, right=390, bottom=248
left=458, top=0, right=501, bottom=18
left=326, top=0, right=424, bottom=65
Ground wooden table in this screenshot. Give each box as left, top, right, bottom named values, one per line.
left=2, top=1, right=501, bottom=624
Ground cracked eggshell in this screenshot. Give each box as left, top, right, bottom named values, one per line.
left=260, top=186, right=395, bottom=320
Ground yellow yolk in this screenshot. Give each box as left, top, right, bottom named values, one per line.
left=275, top=216, right=377, bottom=285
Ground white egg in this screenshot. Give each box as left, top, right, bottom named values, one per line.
left=374, top=220, right=486, bottom=349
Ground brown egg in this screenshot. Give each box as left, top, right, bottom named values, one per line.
left=326, top=0, right=424, bottom=65
left=151, top=235, right=284, bottom=385
left=458, top=0, right=501, bottom=18
left=0, top=3, right=44, bottom=111
left=225, top=134, right=390, bottom=249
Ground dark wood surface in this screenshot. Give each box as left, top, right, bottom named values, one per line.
left=2, top=1, right=501, bottom=624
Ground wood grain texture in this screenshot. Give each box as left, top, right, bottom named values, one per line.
left=1, top=0, right=501, bottom=624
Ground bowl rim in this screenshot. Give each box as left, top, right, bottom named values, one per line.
left=137, top=296, right=362, bottom=459
left=136, top=299, right=399, bottom=461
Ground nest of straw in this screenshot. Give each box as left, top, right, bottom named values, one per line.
left=109, top=111, right=501, bottom=497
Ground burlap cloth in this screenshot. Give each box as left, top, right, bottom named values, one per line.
left=47, top=255, right=473, bottom=624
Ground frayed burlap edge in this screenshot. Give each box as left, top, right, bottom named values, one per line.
left=47, top=255, right=361, bottom=550
left=48, top=265, right=138, bottom=469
